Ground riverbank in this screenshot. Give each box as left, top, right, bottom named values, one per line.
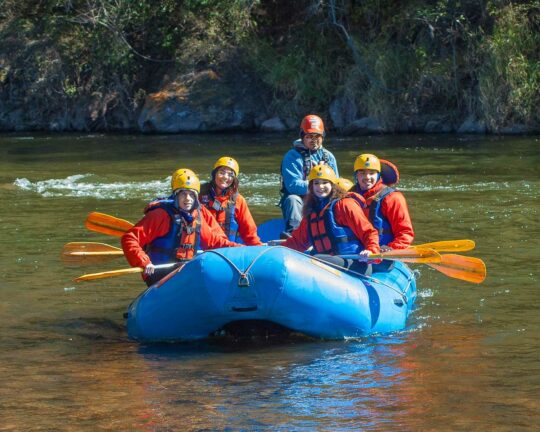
left=1, top=2, right=539, bottom=135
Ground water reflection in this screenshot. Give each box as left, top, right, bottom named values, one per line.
left=129, top=336, right=418, bottom=430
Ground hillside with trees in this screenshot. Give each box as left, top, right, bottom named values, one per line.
left=1, top=1, right=539, bottom=134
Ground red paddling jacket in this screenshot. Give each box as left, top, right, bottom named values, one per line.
left=122, top=204, right=240, bottom=272
left=358, top=179, right=414, bottom=249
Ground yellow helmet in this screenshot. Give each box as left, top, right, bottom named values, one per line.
left=170, top=168, right=196, bottom=190
left=213, top=156, right=239, bottom=176
left=307, top=164, right=337, bottom=184
left=335, top=177, right=354, bottom=190
left=171, top=169, right=200, bottom=193
left=354, top=154, right=381, bottom=172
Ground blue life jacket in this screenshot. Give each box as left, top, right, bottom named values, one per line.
left=143, top=198, right=201, bottom=265
left=308, top=194, right=366, bottom=255
left=368, top=186, right=395, bottom=246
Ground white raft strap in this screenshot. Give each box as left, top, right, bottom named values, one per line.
left=204, top=246, right=281, bottom=287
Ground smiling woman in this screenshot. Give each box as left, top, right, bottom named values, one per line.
left=198, top=156, right=262, bottom=245
left=281, top=164, right=379, bottom=273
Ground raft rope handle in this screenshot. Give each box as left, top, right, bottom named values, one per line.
left=204, top=246, right=281, bottom=287
left=303, top=251, right=409, bottom=302
left=204, top=246, right=410, bottom=301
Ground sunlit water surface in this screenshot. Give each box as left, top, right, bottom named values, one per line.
left=1, top=133, right=538, bottom=430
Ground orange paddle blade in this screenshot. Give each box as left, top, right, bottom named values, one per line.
left=85, top=212, right=134, bottom=237
left=429, top=254, right=486, bottom=284
left=62, top=242, right=124, bottom=264
left=75, top=267, right=143, bottom=282
left=414, top=239, right=475, bottom=253
left=369, top=247, right=441, bottom=263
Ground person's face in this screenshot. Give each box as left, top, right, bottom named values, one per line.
left=215, top=167, right=235, bottom=190
left=302, top=133, right=323, bottom=151
left=176, top=190, right=197, bottom=211
left=312, top=179, right=333, bottom=198
left=355, top=169, right=379, bottom=190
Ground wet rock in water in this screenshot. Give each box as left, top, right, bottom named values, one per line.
left=342, top=117, right=385, bottom=135
left=457, top=116, right=487, bottom=134
left=260, top=116, right=287, bottom=132
left=424, top=119, right=453, bottom=133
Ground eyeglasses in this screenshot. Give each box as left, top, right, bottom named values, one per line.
left=304, top=134, right=323, bottom=140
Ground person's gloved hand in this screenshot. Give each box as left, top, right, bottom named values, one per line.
left=357, top=249, right=371, bottom=262
left=144, top=263, right=156, bottom=276
left=380, top=245, right=393, bottom=253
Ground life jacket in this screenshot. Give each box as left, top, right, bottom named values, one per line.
left=307, top=194, right=366, bottom=255
left=365, top=185, right=395, bottom=246
left=199, top=183, right=239, bottom=241
left=280, top=142, right=332, bottom=196
left=143, top=198, right=201, bottom=264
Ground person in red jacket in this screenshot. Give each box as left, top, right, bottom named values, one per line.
left=199, top=156, right=262, bottom=246
left=353, top=153, right=414, bottom=251
left=122, top=169, right=241, bottom=286
left=282, top=164, right=380, bottom=274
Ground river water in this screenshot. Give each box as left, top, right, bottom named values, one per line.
left=1, top=132, right=538, bottom=431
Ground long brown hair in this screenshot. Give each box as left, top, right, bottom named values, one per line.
left=302, top=182, right=348, bottom=216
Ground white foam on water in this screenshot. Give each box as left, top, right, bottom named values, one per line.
left=15, top=173, right=534, bottom=203
left=239, top=173, right=281, bottom=187
left=418, top=288, right=434, bottom=298
left=14, top=174, right=170, bottom=200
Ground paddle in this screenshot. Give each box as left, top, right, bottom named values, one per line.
left=62, top=242, right=124, bottom=261
left=82, top=213, right=484, bottom=282
left=85, top=212, right=134, bottom=237
left=340, top=247, right=442, bottom=264
left=413, top=239, right=475, bottom=253
left=428, top=254, right=486, bottom=284
left=74, top=263, right=177, bottom=282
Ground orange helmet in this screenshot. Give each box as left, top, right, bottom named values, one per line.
left=300, top=114, right=325, bottom=135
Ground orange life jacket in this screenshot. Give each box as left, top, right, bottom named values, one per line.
left=199, top=183, right=239, bottom=241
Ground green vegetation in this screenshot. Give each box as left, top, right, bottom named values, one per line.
left=1, top=0, right=539, bottom=131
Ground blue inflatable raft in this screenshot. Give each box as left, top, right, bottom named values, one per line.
left=126, top=246, right=417, bottom=342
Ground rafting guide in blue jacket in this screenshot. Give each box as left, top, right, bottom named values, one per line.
left=280, top=114, right=339, bottom=237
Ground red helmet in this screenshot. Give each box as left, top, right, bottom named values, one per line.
left=300, top=115, right=325, bottom=135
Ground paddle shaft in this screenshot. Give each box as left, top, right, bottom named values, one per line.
left=68, top=251, right=124, bottom=256
left=339, top=247, right=441, bottom=264
left=413, top=239, right=475, bottom=253
left=74, top=262, right=177, bottom=282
